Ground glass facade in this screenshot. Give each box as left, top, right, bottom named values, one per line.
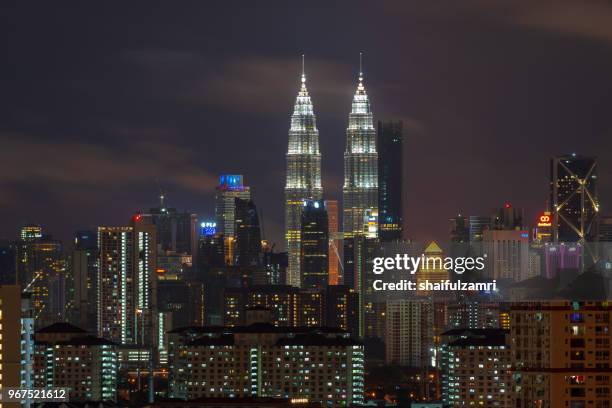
left=285, top=70, right=323, bottom=287
left=343, top=71, right=378, bottom=238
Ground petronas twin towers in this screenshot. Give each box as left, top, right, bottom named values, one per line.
left=284, top=57, right=378, bottom=287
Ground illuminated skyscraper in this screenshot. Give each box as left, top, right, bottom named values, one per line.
left=284, top=59, right=322, bottom=287
left=343, top=57, right=378, bottom=238
left=550, top=154, right=599, bottom=243
left=16, top=231, right=65, bottom=327
left=97, top=218, right=157, bottom=347
left=215, top=174, right=251, bottom=264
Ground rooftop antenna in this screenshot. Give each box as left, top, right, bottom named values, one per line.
left=359, top=52, right=363, bottom=80
left=301, top=53, right=306, bottom=84
left=156, top=178, right=165, bottom=208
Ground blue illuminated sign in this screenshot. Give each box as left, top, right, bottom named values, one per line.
left=219, top=174, right=243, bottom=189
left=200, top=221, right=217, bottom=237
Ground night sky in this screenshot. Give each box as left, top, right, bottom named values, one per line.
left=1, top=1, right=612, bottom=248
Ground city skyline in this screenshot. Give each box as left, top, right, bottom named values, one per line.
left=1, top=2, right=612, bottom=247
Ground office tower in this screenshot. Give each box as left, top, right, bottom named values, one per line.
left=20, top=225, right=42, bottom=241
left=511, top=301, right=612, bottom=407
left=344, top=235, right=381, bottom=338
left=325, top=285, right=360, bottom=338
left=450, top=215, right=470, bottom=243
left=0, top=285, right=22, bottom=407
left=483, top=230, right=530, bottom=281
left=377, top=120, right=403, bottom=241
left=234, top=198, right=262, bottom=267
left=156, top=252, right=192, bottom=281
left=168, top=325, right=364, bottom=406
left=300, top=199, right=328, bottom=289
left=72, top=230, right=97, bottom=332
left=543, top=242, right=581, bottom=279
left=325, top=199, right=341, bottom=285
left=343, top=61, right=378, bottom=238
left=491, top=202, right=524, bottom=230
left=34, top=322, right=117, bottom=401
left=16, top=232, right=65, bottom=327
left=141, top=194, right=197, bottom=256
left=598, top=215, right=612, bottom=241
left=551, top=154, right=599, bottom=243
left=385, top=299, right=433, bottom=368
left=416, top=241, right=450, bottom=294
left=535, top=210, right=553, bottom=242
left=215, top=174, right=251, bottom=265
left=284, top=64, right=323, bottom=288
left=0, top=242, right=16, bottom=284
left=440, top=329, right=511, bottom=407
left=468, top=215, right=490, bottom=242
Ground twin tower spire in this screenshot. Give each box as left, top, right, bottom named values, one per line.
left=284, top=54, right=378, bottom=288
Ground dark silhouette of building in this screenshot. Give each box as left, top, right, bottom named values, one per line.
left=491, top=202, right=524, bottom=230
left=142, top=194, right=198, bottom=255
left=234, top=198, right=262, bottom=267
left=450, top=214, right=470, bottom=243
left=0, top=241, right=16, bottom=284
left=377, top=120, right=403, bottom=241
left=326, top=285, right=359, bottom=338
left=72, top=230, right=98, bottom=332
left=300, top=200, right=328, bottom=289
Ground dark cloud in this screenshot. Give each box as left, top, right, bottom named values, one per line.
left=0, top=1, right=611, bottom=246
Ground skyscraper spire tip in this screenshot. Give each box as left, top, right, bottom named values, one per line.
left=301, top=54, right=306, bottom=84
left=359, top=52, right=363, bottom=79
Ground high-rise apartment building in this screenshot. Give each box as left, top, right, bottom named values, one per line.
left=97, top=219, right=157, bottom=347
left=377, top=120, right=403, bottom=242
left=511, top=301, right=612, bottom=407
left=325, top=285, right=360, bottom=338
left=550, top=154, right=599, bottom=243
left=34, top=322, right=117, bottom=401
left=284, top=64, right=323, bottom=288
left=0, top=285, right=22, bottom=408
left=385, top=299, right=434, bottom=368
left=441, top=328, right=512, bottom=407
left=97, top=226, right=134, bottom=344
left=168, top=324, right=364, bottom=406
left=300, top=199, right=328, bottom=289
left=343, top=63, right=378, bottom=238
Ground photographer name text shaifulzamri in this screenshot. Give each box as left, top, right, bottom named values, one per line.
left=371, top=254, right=497, bottom=292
